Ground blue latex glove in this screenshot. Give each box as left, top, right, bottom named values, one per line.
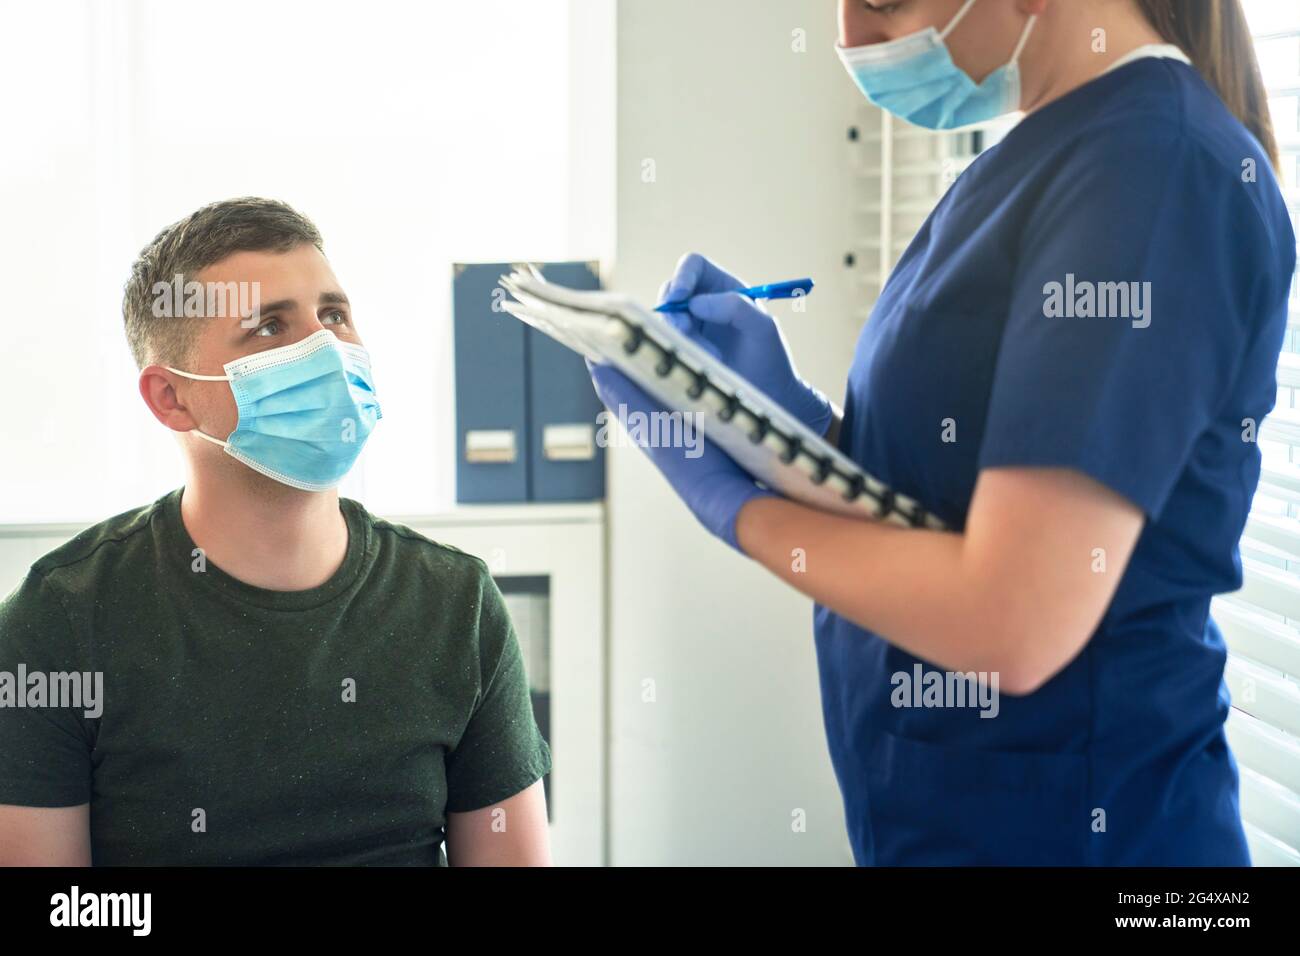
left=659, top=253, right=834, bottom=437
left=587, top=359, right=776, bottom=553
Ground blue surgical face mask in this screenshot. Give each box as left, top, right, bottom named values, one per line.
left=166, top=329, right=382, bottom=491
left=835, top=0, right=1037, bottom=131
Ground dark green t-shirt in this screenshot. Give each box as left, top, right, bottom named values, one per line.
left=0, top=487, right=551, bottom=865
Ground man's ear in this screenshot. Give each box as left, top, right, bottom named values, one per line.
left=139, top=366, right=201, bottom=432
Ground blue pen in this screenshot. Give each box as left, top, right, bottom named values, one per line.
left=653, top=277, right=814, bottom=313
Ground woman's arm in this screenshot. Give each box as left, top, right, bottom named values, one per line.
left=736, top=466, right=1145, bottom=694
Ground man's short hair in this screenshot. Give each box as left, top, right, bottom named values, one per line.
left=122, top=197, right=324, bottom=370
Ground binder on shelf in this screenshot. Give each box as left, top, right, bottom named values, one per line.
left=498, top=265, right=946, bottom=529
left=453, top=263, right=529, bottom=503
left=452, top=262, right=608, bottom=504
left=530, top=262, right=606, bottom=502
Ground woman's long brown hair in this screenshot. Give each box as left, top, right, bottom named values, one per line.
left=1136, top=0, right=1280, bottom=171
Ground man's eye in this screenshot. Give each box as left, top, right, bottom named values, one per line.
left=867, top=1, right=903, bottom=13
left=322, top=309, right=349, bottom=326
left=253, top=317, right=282, bottom=338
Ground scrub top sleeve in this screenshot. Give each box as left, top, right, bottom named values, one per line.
left=976, top=131, right=1271, bottom=520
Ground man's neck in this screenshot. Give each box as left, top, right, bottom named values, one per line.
left=179, top=473, right=350, bottom=592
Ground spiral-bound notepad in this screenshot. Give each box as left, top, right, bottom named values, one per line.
left=498, top=265, right=946, bottom=530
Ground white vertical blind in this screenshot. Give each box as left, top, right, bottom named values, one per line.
left=1225, top=0, right=1300, bottom=866
left=850, top=110, right=990, bottom=298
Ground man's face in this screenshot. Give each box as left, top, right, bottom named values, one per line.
left=172, top=243, right=361, bottom=450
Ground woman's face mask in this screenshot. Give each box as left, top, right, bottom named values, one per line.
left=835, top=0, right=1037, bottom=131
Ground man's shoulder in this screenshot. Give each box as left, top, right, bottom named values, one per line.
left=29, top=491, right=174, bottom=582
left=343, top=498, right=493, bottom=587
left=0, top=491, right=173, bottom=632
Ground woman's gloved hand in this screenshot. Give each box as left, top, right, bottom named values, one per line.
left=659, top=253, right=834, bottom=438
left=587, top=359, right=775, bottom=553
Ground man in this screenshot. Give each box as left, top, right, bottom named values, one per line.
left=0, top=197, right=552, bottom=865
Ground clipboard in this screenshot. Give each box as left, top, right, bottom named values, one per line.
left=498, top=265, right=946, bottom=529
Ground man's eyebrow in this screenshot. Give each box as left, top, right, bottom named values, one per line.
left=250, top=298, right=296, bottom=317
left=320, top=291, right=350, bottom=307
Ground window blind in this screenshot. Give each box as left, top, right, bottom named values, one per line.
left=1223, top=0, right=1300, bottom=867
left=851, top=111, right=989, bottom=296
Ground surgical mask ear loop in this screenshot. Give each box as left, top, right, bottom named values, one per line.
left=938, top=0, right=982, bottom=42
left=163, top=365, right=234, bottom=448
left=1006, top=14, right=1038, bottom=68
left=940, top=0, right=1037, bottom=113
left=938, top=0, right=1038, bottom=71
left=186, top=429, right=231, bottom=450
left=165, top=367, right=230, bottom=382
left=999, top=13, right=1038, bottom=111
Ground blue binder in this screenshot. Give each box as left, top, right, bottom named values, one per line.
left=530, top=262, right=606, bottom=501
left=453, top=263, right=528, bottom=503
left=453, top=261, right=607, bottom=503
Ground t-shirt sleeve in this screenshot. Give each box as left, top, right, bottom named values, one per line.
left=977, top=125, right=1283, bottom=519
left=444, top=567, right=552, bottom=813
left=0, top=569, right=95, bottom=807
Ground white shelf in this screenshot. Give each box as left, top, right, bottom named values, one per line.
left=0, top=499, right=607, bottom=539
left=385, top=500, right=605, bottom=529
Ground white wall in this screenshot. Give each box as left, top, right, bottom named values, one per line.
left=610, top=0, right=865, bottom=865
left=0, top=0, right=612, bottom=523
left=0, top=0, right=872, bottom=866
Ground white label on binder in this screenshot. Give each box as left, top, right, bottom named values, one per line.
left=543, top=423, right=596, bottom=461
left=465, top=429, right=517, bottom=464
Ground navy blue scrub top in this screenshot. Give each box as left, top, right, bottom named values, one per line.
left=815, top=56, right=1296, bottom=865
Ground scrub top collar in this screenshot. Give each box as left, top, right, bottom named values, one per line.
left=989, top=43, right=1194, bottom=175
left=1103, top=42, right=1192, bottom=75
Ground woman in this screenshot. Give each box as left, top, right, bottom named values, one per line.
left=590, top=0, right=1294, bottom=864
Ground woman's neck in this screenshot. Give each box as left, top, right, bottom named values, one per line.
left=1019, top=5, right=1169, bottom=116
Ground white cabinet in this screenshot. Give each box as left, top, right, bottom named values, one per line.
left=392, top=502, right=606, bottom=865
